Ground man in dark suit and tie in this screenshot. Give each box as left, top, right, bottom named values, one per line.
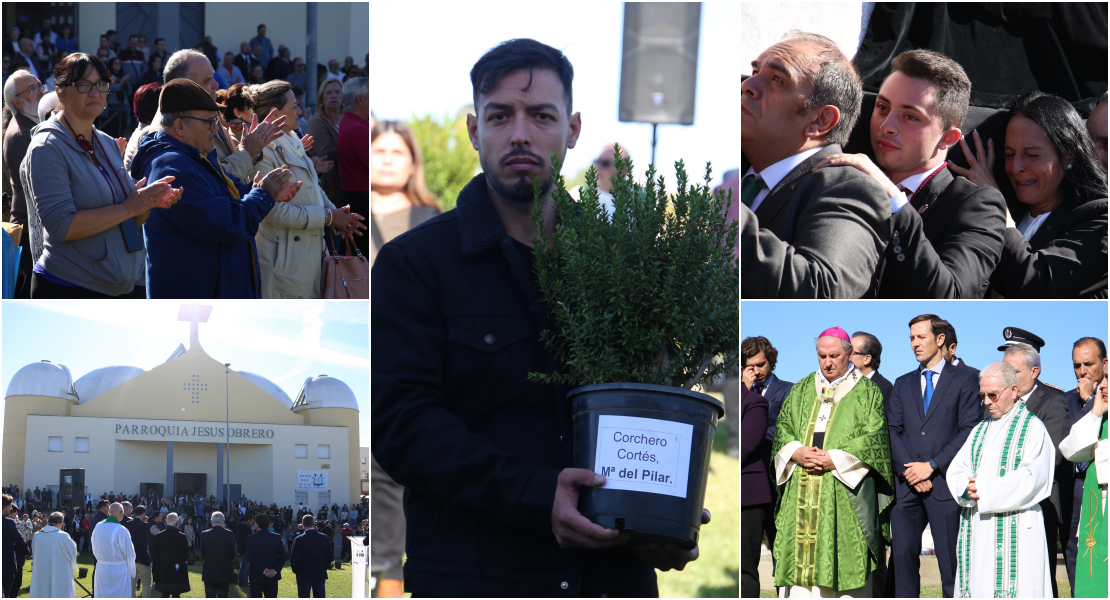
left=741, top=336, right=793, bottom=564
left=1062, top=336, right=1105, bottom=591
left=888, top=314, right=982, bottom=598
left=999, top=331, right=1070, bottom=598
left=740, top=31, right=890, bottom=298
left=815, top=50, right=1005, bottom=299
left=851, top=331, right=893, bottom=406
left=234, top=42, right=261, bottom=82
left=200, top=511, right=237, bottom=598
left=938, top=321, right=976, bottom=375
left=245, top=513, right=286, bottom=598
left=290, top=514, right=332, bottom=598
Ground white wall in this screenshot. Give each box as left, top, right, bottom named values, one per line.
left=77, top=2, right=117, bottom=56
left=205, top=2, right=368, bottom=70
left=113, top=440, right=168, bottom=496
left=741, top=2, right=869, bottom=76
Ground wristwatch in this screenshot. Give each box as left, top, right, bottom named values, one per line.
left=928, top=459, right=938, bottom=470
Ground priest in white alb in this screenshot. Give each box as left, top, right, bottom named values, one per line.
left=947, top=361, right=1055, bottom=598
left=90, top=502, right=137, bottom=598
left=29, top=511, right=78, bottom=598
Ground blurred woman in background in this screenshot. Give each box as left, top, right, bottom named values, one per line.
left=216, top=82, right=253, bottom=148
left=369, top=119, right=440, bottom=264
left=306, top=78, right=344, bottom=206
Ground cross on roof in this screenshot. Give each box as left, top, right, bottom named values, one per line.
left=178, top=302, right=213, bottom=350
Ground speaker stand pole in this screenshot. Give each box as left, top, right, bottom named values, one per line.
left=650, top=123, right=658, bottom=166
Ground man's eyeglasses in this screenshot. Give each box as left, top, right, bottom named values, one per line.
left=179, top=115, right=221, bottom=131
left=976, top=389, right=1009, bottom=402
left=17, top=82, right=44, bottom=97
left=66, top=80, right=111, bottom=94
left=594, top=160, right=614, bottom=168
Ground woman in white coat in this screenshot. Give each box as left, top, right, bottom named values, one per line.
left=245, top=80, right=366, bottom=298
left=30, top=512, right=78, bottom=598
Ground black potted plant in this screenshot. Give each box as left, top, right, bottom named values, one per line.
left=529, top=145, right=738, bottom=549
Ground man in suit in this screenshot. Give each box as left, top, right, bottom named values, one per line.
left=816, top=50, right=1006, bottom=298
left=740, top=31, right=890, bottom=298
left=201, top=511, right=237, bottom=597
left=290, top=514, right=332, bottom=597
left=2, top=494, right=30, bottom=598
left=1000, top=335, right=1070, bottom=598
left=1062, top=336, right=1105, bottom=591
left=888, top=314, right=982, bottom=598
left=740, top=385, right=770, bottom=597
left=939, top=322, right=976, bottom=374
left=235, top=514, right=254, bottom=587
left=245, top=512, right=285, bottom=598
left=852, top=331, right=893, bottom=406
left=234, top=42, right=260, bottom=81
left=124, top=505, right=153, bottom=598
left=741, top=335, right=793, bottom=564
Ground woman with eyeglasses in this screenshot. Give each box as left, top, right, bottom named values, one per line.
left=244, top=79, right=366, bottom=298
left=18, top=53, right=181, bottom=298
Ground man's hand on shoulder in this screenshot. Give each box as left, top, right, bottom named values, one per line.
left=812, top=153, right=900, bottom=198
left=551, top=468, right=629, bottom=549
left=632, top=508, right=710, bottom=571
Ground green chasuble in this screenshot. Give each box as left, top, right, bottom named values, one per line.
left=771, top=370, right=894, bottom=591
left=1075, top=412, right=1108, bottom=598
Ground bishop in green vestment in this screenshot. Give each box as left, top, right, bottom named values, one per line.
left=1060, top=371, right=1109, bottom=598
left=771, top=327, right=893, bottom=597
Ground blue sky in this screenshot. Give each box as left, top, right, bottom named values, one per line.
left=1, top=301, right=369, bottom=447
left=740, top=301, right=1109, bottom=390
left=370, top=0, right=740, bottom=189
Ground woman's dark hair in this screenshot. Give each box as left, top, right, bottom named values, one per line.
left=471, top=38, right=574, bottom=115
left=1009, top=91, right=1108, bottom=206
left=53, top=53, right=115, bottom=89
left=108, top=57, right=123, bottom=73
left=133, top=82, right=162, bottom=125
left=216, top=82, right=252, bottom=121
left=149, top=53, right=162, bottom=72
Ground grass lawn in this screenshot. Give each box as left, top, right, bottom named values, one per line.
left=761, top=579, right=1073, bottom=597
left=11, top=551, right=368, bottom=598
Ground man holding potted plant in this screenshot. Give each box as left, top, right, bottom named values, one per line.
left=371, top=38, right=708, bottom=597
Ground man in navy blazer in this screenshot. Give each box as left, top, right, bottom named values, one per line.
left=851, top=331, right=893, bottom=407
left=887, top=314, right=982, bottom=598
left=740, top=385, right=770, bottom=597
left=245, top=513, right=286, bottom=598
left=741, top=335, right=793, bottom=563
left=290, top=515, right=333, bottom=597
left=1061, top=336, right=1105, bottom=591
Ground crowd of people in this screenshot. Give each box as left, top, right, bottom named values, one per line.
left=740, top=323, right=1108, bottom=597
left=3, top=22, right=370, bottom=299
left=2, top=488, right=369, bottom=597
left=740, top=32, right=1108, bottom=298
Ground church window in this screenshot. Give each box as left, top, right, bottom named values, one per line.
left=295, top=444, right=307, bottom=458
left=75, top=438, right=89, bottom=453
left=48, top=437, right=62, bottom=452
left=318, top=445, right=330, bottom=459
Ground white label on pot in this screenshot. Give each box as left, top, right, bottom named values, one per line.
left=593, top=415, right=694, bottom=498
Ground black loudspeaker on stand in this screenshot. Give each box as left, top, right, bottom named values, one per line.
left=619, top=2, right=702, bottom=165
left=60, top=468, right=85, bottom=506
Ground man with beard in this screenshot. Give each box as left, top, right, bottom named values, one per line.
left=371, top=38, right=709, bottom=597
left=812, top=49, right=1006, bottom=298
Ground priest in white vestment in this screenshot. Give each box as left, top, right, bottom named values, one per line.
left=947, top=361, right=1054, bottom=598
left=90, top=502, right=137, bottom=598
left=29, top=512, right=78, bottom=598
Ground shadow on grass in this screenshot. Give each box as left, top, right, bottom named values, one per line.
left=697, top=566, right=739, bottom=597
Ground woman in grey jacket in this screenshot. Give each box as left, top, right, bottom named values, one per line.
left=19, top=53, right=181, bottom=298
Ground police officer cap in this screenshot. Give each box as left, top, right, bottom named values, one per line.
left=997, top=327, right=1045, bottom=352
left=159, top=78, right=219, bottom=114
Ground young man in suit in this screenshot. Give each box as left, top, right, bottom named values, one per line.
left=290, top=514, right=333, bottom=598
left=740, top=385, right=770, bottom=598
left=1000, top=338, right=1069, bottom=598
left=740, top=31, right=890, bottom=298
left=245, top=513, right=285, bottom=598
left=887, top=314, right=982, bottom=598
left=1062, top=336, right=1105, bottom=591
left=200, top=511, right=237, bottom=598
left=741, top=335, right=793, bottom=565
left=852, top=331, right=893, bottom=406
left=814, top=49, right=1007, bottom=298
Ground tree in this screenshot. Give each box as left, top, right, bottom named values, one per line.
left=408, top=110, right=480, bottom=211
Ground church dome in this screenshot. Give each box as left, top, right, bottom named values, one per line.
left=292, top=375, right=359, bottom=411
left=5, top=361, right=78, bottom=402
left=73, top=366, right=146, bottom=405
left=238, top=370, right=295, bottom=410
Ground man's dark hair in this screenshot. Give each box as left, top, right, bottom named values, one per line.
left=255, top=513, right=269, bottom=528
left=97, top=499, right=109, bottom=510
left=99, top=34, right=108, bottom=42
left=2, top=494, right=10, bottom=509
left=155, top=37, right=165, bottom=45
left=106, top=30, right=116, bottom=36
left=135, top=505, right=146, bottom=516
left=302, top=514, right=314, bottom=528
left=940, top=321, right=958, bottom=350
left=851, top=331, right=883, bottom=370
left=887, top=49, right=971, bottom=131
left=1073, top=336, right=1108, bottom=360
left=908, top=314, right=950, bottom=345
left=258, top=24, right=266, bottom=30
left=783, top=30, right=862, bottom=147
left=741, top=336, right=779, bottom=371
left=1010, top=91, right=1108, bottom=207
left=470, top=38, right=574, bottom=115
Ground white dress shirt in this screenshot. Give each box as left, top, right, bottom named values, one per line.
left=920, top=358, right=946, bottom=397
left=889, top=168, right=939, bottom=214
left=1019, top=383, right=1039, bottom=404
left=743, top=146, right=823, bottom=211
left=1017, top=210, right=1051, bottom=241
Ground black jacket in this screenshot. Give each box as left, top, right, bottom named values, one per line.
left=265, top=56, right=293, bottom=82
left=870, top=371, right=894, bottom=409
left=989, top=198, right=1108, bottom=298
left=152, top=526, right=191, bottom=595
left=235, top=521, right=252, bottom=553
left=123, top=516, right=151, bottom=566
left=371, top=174, right=657, bottom=597
left=200, top=526, right=237, bottom=583
left=874, top=168, right=1006, bottom=298
left=1022, top=382, right=1071, bottom=520
left=245, top=530, right=286, bottom=583
left=290, top=529, right=332, bottom=582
